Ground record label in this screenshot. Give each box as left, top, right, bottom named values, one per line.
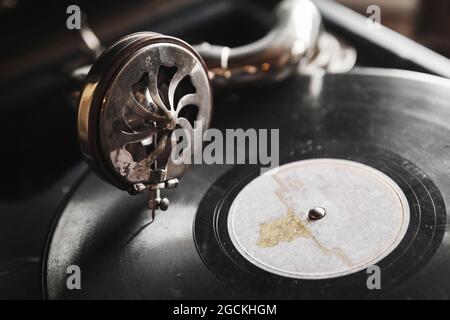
left=227, top=159, right=410, bottom=279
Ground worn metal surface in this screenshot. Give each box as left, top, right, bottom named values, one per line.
left=77, top=32, right=211, bottom=192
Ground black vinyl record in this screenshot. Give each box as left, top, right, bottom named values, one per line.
left=44, top=68, right=450, bottom=299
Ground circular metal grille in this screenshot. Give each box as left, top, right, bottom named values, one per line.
left=78, top=33, right=212, bottom=191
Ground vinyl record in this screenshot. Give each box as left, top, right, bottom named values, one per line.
left=44, top=68, right=450, bottom=299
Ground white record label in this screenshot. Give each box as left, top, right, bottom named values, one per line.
left=227, top=158, right=410, bottom=279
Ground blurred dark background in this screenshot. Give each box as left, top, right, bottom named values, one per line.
left=0, top=0, right=449, bottom=299
left=337, top=0, right=450, bottom=57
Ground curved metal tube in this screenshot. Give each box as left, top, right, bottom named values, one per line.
left=68, top=0, right=322, bottom=106
left=194, top=0, right=322, bottom=86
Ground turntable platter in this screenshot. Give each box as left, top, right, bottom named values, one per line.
left=44, top=68, right=450, bottom=299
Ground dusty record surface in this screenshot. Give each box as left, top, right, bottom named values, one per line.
left=45, top=68, right=450, bottom=299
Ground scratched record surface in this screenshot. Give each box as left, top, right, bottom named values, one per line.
left=45, top=68, right=450, bottom=299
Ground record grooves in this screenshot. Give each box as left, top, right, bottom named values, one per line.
left=44, top=69, right=450, bottom=299
left=194, top=146, right=446, bottom=299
